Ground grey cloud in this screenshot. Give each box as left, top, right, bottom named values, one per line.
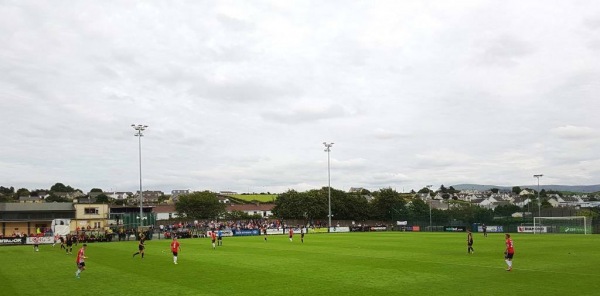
left=551, top=125, right=596, bottom=140
left=189, top=80, right=299, bottom=103
left=217, top=14, right=255, bottom=32
left=583, top=16, right=600, bottom=30
left=476, top=35, right=534, bottom=66
left=261, top=104, right=348, bottom=124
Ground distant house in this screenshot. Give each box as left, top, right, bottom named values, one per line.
left=473, top=198, right=494, bottom=209
left=349, top=187, right=366, bottom=193
left=106, top=192, right=133, bottom=200
left=131, top=190, right=164, bottom=204
left=226, top=203, right=274, bottom=218
left=153, top=205, right=178, bottom=220
left=519, top=189, right=534, bottom=196
left=53, top=191, right=85, bottom=200
left=171, top=190, right=189, bottom=202
left=513, top=196, right=532, bottom=207
left=19, top=196, right=45, bottom=203
left=215, top=194, right=231, bottom=204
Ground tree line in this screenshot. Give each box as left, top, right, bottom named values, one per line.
left=271, top=187, right=499, bottom=225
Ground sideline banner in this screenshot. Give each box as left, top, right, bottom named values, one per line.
left=266, top=229, right=284, bottom=235
left=369, top=226, right=387, bottom=232
left=329, top=227, right=350, bottom=233
left=0, top=237, right=26, bottom=245
left=517, top=226, right=547, bottom=233
left=206, top=230, right=234, bottom=237
left=560, top=226, right=585, bottom=234
left=477, top=225, right=503, bottom=233
left=308, top=228, right=328, bottom=234
left=444, top=226, right=466, bottom=232
left=26, top=237, right=54, bottom=244
left=401, top=226, right=421, bottom=232
left=231, top=229, right=260, bottom=236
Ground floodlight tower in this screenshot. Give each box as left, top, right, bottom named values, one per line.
left=533, top=174, right=543, bottom=217
left=323, top=142, right=334, bottom=228
left=132, top=124, right=148, bottom=227
left=426, top=185, right=433, bottom=230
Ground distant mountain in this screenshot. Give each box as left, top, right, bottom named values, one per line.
left=451, top=184, right=600, bottom=193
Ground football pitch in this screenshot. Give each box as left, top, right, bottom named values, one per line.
left=2, top=232, right=599, bottom=296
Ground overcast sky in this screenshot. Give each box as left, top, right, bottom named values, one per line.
left=1, top=1, right=600, bottom=194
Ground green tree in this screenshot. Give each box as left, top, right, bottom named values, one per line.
left=0, top=186, right=15, bottom=195
left=96, top=194, right=110, bottom=204
left=273, top=189, right=329, bottom=221
left=541, top=199, right=553, bottom=209
left=224, top=210, right=252, bottom=220
left=90, top=188, right=103, bottom=193
left=16, top=188, right=30, bottom=197
left=439, top=185, right=448, bottom=193
left=490, top=188, right=499, bottom=194
left=417, top=187, right=432, bottom=194
left=512, top=186, right=521, bottom=194
left=273, top=189, right=307, bottom=219
left=371, top=188, right=406, bottom=220
left=50, top=183, right=76, bottom=193
left=46, top=194, right=69, bottom=202
left=494, top=204, right=522, bottom=217
left=175, top=191, right=226, bottom=220
left=408, top=198, right=429, bottom=222
left=576, top=209, right=599, bottom=219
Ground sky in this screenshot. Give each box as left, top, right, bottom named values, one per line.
left=1, top=0, right=600, bottom=195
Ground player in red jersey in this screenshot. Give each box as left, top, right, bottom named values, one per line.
left=170, top=237, right=181, bottom=264
left=504, top=233, right=515, bottom=271
left=210, top=231, right=216, bottom=249
left=75, top=244, right=88, bottom=278
left=288, top=227, right=294, bottom=242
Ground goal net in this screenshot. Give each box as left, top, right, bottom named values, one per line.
left=533, top=216, right=591, bottom=234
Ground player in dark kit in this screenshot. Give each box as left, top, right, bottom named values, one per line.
left=262, top=226, right=267, bottom=242
left=467, top=230, right=474, bottom=254
left=300, top=226, right=305, bottom=243
left=66, top=234, right=73, bottom=254
left=133, top=234, right=146, bottom=258
left=217, top=229, right=223, bottom=246
left=482, top=224, right=488, bottom=237
left=59, top=236, right=65, bottom=250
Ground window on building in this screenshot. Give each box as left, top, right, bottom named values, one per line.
left=84, top=208, right=99, bottom=215
left=94, top=222, right=101, bottom=228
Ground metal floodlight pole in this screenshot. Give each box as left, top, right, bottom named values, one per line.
left=426, top=185, right=433, bottom=231
left=323, top=142, right=334, bottom=228
left=534, top=174, right=543, bottom=217
left=132, top=124, right=148, bottom=227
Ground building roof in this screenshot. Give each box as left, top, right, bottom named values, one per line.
left=0, top=202, right=74, bottom=212
left=153, top=205, right=176, bottom=213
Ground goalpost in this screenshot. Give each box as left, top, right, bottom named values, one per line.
left=533, top=216, right=591, bottom=235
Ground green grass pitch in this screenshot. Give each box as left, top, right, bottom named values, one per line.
left=2, top=232, right=599, bottom=296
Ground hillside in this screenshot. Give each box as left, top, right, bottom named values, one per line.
left=231, top=194, right=277, bottom=203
